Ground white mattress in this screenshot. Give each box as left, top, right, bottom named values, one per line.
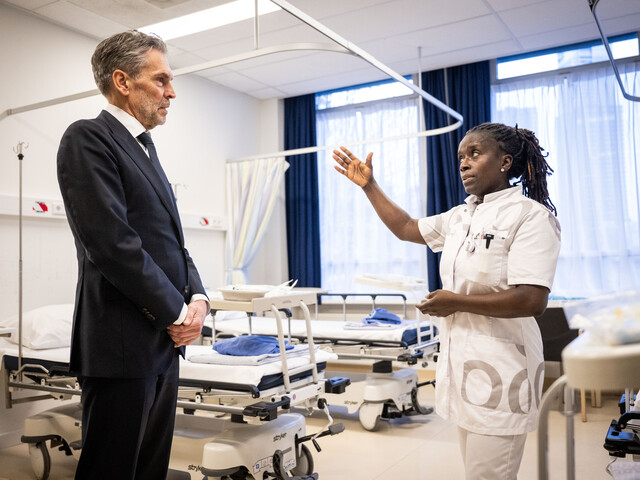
left=210, top=316, right=431, bottom=343
left=0, top=338, right=336, bottom=390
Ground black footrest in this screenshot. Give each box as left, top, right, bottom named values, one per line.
left=243, top=396, right=291, bottom=421
left=325, top=376, right=351, bottom=394
left=372, top=360, right=393, bottom=373
left=397, top=351, right=424, bottom=365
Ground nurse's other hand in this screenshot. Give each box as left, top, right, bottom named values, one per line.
left=416, top=289, right=458, bottom=317
left=332, top=146, right=373, bottom=188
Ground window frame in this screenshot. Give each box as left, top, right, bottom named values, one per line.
left=491, top=32, right=640, bottom=85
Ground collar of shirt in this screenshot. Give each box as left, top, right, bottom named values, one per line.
left=104, top=104, right=147, bottom=141
left=464, top=185, right=520, bottom=207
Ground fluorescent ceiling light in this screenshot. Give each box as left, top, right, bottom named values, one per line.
left=139, top=0, right=281, bottom=41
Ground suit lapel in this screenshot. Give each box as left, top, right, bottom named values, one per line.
left=98, top=111, right=184, bottom=244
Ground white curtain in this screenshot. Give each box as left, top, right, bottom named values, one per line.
left=316, top=96, right=427, bottom=294
left=225, top=157, right=289, bottom=284
left=492, top=62, right=640, bottom=298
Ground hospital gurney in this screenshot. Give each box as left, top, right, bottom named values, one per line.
left=2, top=292, right=349, bottom=480
left=209, top=292, right=439, bottom=431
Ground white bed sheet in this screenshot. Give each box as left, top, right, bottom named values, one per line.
left=0, top=337, right=70, bottom=365
left=181, top=345, right=336, bottom=386
left=210, top=316, right=431, bottom=343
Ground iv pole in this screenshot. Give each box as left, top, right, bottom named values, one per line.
left=13, top=141, right=28, bottom=375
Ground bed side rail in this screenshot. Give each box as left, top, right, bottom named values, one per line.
left=5, top=363, right=80, bottom=408
left=317, top=292, right=407, bottom=321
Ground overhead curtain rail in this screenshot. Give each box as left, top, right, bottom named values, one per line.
left=589, top=0, right=640, bottom=102
left=1, top=0, right=464, bottom=136
left=0, top=43, right=347, bottom=122
left=228, top=123, right=461, bottom=163
left=270, top=0, right=463, bottom=123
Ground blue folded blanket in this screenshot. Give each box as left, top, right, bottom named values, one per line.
left=362, top=308, right=402, bottom=325
left=213, top=335, right=294, bottom=356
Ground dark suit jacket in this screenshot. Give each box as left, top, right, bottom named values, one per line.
left=57, top=110, right=205, bottom=378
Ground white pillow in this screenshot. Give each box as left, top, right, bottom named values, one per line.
left=0, top=304, right=74, bottom=350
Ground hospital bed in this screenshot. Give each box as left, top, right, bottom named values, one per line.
left=2, top=292, right=349, bottom=480
left=208, top=292, right=439, bottom=431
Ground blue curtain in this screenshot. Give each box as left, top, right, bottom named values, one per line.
left=422, top=61, right=491, bottom=289
left=284, top=94, right=322, bottom=287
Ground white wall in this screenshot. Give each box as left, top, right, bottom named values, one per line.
left=0, top=2, right=286, bottom=447
left=0, top=2, right=289, bottom=320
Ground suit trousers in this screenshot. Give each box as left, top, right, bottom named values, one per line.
left=75, top=353, right=180, bottom=480
left=458, top=426, right=527, bottom=480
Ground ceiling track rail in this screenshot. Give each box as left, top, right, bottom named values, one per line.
left=589, top=0, right=640, bottom=102
left=1, top=0, right=465, bottom=147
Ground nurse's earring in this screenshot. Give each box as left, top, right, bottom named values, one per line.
left=500, top=168, right=505, bottom=172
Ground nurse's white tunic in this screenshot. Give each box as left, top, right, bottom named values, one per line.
left=418, top=186, right=561, bottom=435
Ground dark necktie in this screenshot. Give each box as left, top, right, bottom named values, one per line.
left=136, top=132, right=175, bottom=201
left=137, top=131, right=161, bottom=163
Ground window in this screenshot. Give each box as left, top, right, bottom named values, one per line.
left=496, top=33, right=639, bottom=80
left=315, top=79, right=427, bottom=295
left=492, top=38, right=640, bottom=298
left=316, top=78, right=415, bottom=109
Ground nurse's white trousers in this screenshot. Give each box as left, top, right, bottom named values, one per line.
left=458, top=427, right=527, bottom=480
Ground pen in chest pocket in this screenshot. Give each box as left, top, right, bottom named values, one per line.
left=483, top=233, right=494, bottom=249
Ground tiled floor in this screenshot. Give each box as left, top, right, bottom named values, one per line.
left=0, top=386, right=638, bottom=480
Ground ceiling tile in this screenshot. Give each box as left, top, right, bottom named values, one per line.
left=35, top=1, right=128, bottom=38
left=201, top=70, right=270, bottom=91
left=245, top=86, right=288, bottom=99
left=169, top=50, right=209, bottom=69
left=9, top=0, right=640, bottom=100
left=498, top=0, right=594, bottom=38
left=485, top=0, right=547, bottom=12
left=419, top=39, right=522, bottom=71
left=3, top=0, right=57, bottom=9
left=592, top=0, right=640, bottom=19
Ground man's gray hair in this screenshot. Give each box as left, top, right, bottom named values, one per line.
left=91, top=30, right=168, bottom=96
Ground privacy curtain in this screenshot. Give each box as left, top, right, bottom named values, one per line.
left=421, top=61, right=491, bottom=290
left=284, top=94, right=322, bottom=288
left=492, top=62, right=640, bottom=297
left=225, top=157, right=288, bottom=284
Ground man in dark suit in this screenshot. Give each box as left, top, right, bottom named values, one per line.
left=57, top=30, right=209, bottom=480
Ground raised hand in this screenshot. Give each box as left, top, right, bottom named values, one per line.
left=333, top=146, right=373, bottom=188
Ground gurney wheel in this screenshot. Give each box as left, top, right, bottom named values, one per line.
left=290, top=443, right=314, bottom=476
left=28, top=442, right=51, bottom=480
left=359, top=402, right=383, bottom=431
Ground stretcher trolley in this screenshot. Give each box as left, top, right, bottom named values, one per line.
left=2, top=291, right=349, bottom=480
left=210, top=292, right=439, bottom=431
left=2, top=341, right=81, bottom=479
left=175, top=291, right=350, bottom=479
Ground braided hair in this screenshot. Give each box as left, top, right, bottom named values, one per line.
left=467, top=122, right=557, bottom=215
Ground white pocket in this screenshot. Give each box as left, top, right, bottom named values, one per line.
left=468, top=230, right=508, bottom=286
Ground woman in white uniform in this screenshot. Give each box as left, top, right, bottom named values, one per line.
left=333, top=122, right=561, bottom=480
